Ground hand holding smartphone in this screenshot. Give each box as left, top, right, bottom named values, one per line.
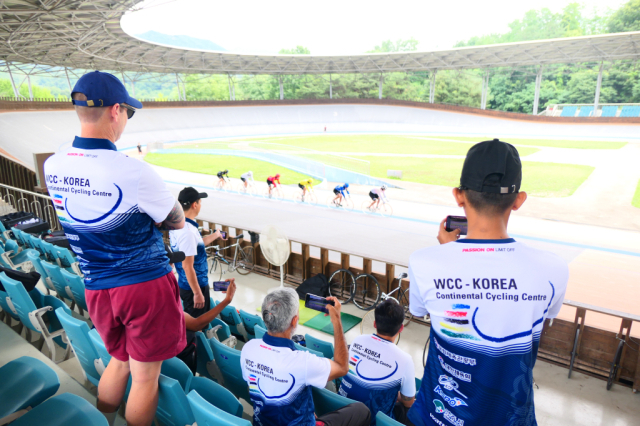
left=213, top=281, right=230, bottom=291
left=304, top=294, right=335, bottom=314
left=445, top=215, right=468, bottom=236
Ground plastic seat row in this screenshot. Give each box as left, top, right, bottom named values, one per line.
left=11, top=228, right=82, bottom=276
left=0, top=356, right=107, bottom=425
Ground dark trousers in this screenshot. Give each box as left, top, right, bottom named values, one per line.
left=393, top=403, right=416, bottom=426
left=179, top=285, right=210, bottom=320
left=317, top=402, right=371, bottom=426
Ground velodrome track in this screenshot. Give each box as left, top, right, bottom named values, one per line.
left=2, top=104, right=640, bottom=332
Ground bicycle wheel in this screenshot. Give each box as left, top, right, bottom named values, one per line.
left=361, top=200, right=374, bottom=215
left=353, top=273, right=381, bottom=311
left=344, top=197, right=354, bottom=211
left=360, top=310, right=376, bottom=335
left=328, top=269, right=355, bottom=303
left=327, top=195, right=340, bottom=210
left=381, top=203, right=393, bottom=218
left=236, top=246, right=255, bottom=275
left=309, top=192, right=318, bottom=205
left=607, top=339, right=625, bottom=390
left=294, top=193, right=304, bottom=204
left=273, top=188, right=285, bottom=201
left=207, top=256, right=223, bottom=281
left=398, top=288, right=412, bottom=327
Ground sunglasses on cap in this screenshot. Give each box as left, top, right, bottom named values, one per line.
left=120, top=103, right=136, bottom=119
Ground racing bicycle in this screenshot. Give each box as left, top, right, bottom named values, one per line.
left=216, top=176, right=231, bottom=192
left=606, top=333, right=639, bottom=390
left=263, top=185, right=285, bottom=201
left=294, top=188, right=318, bottom=205
left=206, top=233, right=255, bottom=281
left=327, top=194, right=354, bottom=211
left=361, top=199, right=393, bottom=217
left=237, top=181, right=257, bottom=196
left=359, top=273, right=411, bottom=343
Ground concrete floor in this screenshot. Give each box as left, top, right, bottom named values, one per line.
left=1, top=269, right=638, bottom=425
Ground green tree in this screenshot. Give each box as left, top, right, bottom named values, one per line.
left=279, top=46, right=311, bottom=54
left=367, top=38, right=418, bottom=53
left=608, top=0, right=640, bottom=32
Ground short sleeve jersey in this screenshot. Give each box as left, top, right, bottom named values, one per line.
left=371, top=188, right=386, bottom=199
left=241, top=172, right=253, bottom=180
left=43, top=137, right=175, bottom=290
left=169, top=218, right=208, bottom=290
left=241, top=333, right=331, bottom=426
left=407, top=239, right=568, bottom=426
left=339, top=334, right=415, bottom=425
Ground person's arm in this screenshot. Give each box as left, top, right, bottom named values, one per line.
left=202, top=229, right=225, bottom=245
left=156, top=200, right=185, bottom=231
left=397, top=355, right=417, bottom=407
left=184, top=279, right=237, bottom=331
left=326, top=297, right=349, bottom=381
left=182, top=255, right=204, bottom=309
left=437, top=217, right=461, bottom=245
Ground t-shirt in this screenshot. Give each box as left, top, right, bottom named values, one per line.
left=371, top=188, right=387, bottom=199
left=407, top=238, right=568, bottom=426
left=44, top=136, right=175, bottom=290
left=241, top=333, right=332, bottom=426
left=339, top=334, right=415, bottom=425
left=241, top=172, right=254, bottom=181
left=170, top=218, right=208, bottom=290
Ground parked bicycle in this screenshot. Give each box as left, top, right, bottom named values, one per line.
left=359, top=273, right=411, bottom=343
left=206, top=233, right=255, bottom=281
left=361, top=199, right=393, bottom=217
left=607, top=333, right=639, bottom=390
left=327, top=268, right=356, bottom=303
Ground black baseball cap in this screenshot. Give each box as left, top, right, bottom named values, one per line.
left=178, top=187, right=208, bottom=207
left=71, top=71, right=142, bottom=109
left=459, top=139, right=522, bottom=194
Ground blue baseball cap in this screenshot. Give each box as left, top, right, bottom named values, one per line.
left=71, top=71, right=142, bottom=110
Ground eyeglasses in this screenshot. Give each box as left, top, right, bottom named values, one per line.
left=120, top=103, right=136, bottom=119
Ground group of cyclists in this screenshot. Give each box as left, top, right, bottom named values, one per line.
left=215, top=169, right=389, bottom=212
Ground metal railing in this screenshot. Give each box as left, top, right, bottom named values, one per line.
left=0, top=183, right=61, bottom=231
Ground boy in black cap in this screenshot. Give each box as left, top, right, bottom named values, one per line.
left=406, top=139, right=568, bottom=426
left=170, top=187, right=226, bottom=319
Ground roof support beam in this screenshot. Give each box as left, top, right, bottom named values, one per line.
left=532, top=65, right=544, bottom=115
left=480, top=70, right=489, bottom=110
left=6, top=62, right=21, bottom=98
left=429, top=70, right=437, bottom=104
left=378, top=74, right=383, bottom=100
left=279, top=76, right=284, bottom=100
left=594, top=62, right=604, bottom=116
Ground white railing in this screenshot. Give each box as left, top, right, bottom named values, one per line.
left=0, top=183, right=61, bottom=231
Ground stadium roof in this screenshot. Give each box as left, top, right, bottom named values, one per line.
left=2, top=0, right=640, bottom=75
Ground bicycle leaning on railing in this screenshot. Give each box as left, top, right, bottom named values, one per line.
left=206, top=234, right=255, bottom=280
left=359, top=273, right=411, bottom=342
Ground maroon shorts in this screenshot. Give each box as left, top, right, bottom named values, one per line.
left=86, top=272, right=186, bottom=363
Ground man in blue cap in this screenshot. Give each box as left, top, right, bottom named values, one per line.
left=44, top=71, right=186, bottom=426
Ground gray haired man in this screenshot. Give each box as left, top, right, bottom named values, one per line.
left=241, top=288, right=371, bottom=426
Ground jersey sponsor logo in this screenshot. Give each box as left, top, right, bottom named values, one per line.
left=433, top=337, right=476, bottom=366
left=65, top=184, right=123, bottom=224
left=438, top=356, right=471, bottom=382
left=438, top=376, right=467, bottom=399
left=249, top=374, right=259, bottom=392
left=438, top=305, right=479, bottom=341
left=433, top=400, right=465, bottom=426
left=434, top=385, right=467, bottom=408
left=461, top=247, right=514, bottom=253
left=471, top=281, right=555, bottom=343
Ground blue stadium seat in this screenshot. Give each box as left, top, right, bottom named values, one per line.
left=53, top=246, right=82, bottom=275
left=0, top=356, right=60, bottom=424
left=560, top=106, right=577, bottom=117
left=88, top=328, right=112, bottom=367
left=161, top=357, right=194, bottom=391
left=156, top=374, right=195, bottom=426
left=239, top=309, right=266, bottom=340
left=254, top=324, right=266, bottom=339
left=1, top=272, right=70, bottom=361
left=208, top=335, right=250, bottom=403
left=0, top=288, right=23, bottom=331
left=11, top=228, right=29, bottom=248
left=311, top=386, right=357, bottom=417
left=620, top=105, right=640, bottom=117
left=40, top=260, right=76, bottom=310
left=220, top=305, right=247, bottom=341
left=578, top=106, right=593, bottom=117
left=0, top=240, right=38, bottom=271
left=55, top=308, right=104, bottom=386
left=376, top=412, right=403, bottom=426
left=415, top=377, right=422, bottom=393
left=59, top=269, right=88, bottom=315
left=41, top=240, right=60, bottom=264
left=187, top=390, right=251, bottom=426
left=27, top=234, right=47, bottom=259
left=27, top=251, right=57, bottom=295
left=294, top=342, right=324, bottom=358
left=305, top=334, right=335, bottom=359
left=187, top=376, right=243, bottom=418
left=10, top=392, right=108, bottom=426
left=195, top=331, right=218, bottom=382
left=600, top=105, right=618, bottom=117
left=206, top=318, right=235, bottom=346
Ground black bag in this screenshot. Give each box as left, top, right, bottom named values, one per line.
left=295, top=273, right=329, bottom=300
left=45, top=235, right=71, bottom=249
left=0, top=212, right=34, bottom=228
left=0, top=267, right=41, bottom=292
left=248, top=230, right=259, bottom=244
left=16, top=218, right=50, bottom=235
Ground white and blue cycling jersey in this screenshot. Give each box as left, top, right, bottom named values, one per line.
left=408, top=239, right=568, bottom=426
left=339, top=334, right=415, bottom=425
left=241, top=333, right=331, bottom=426
left=334, top=184, right=350, bottom=196
left=43, top=136, right=176, bottom=290
left=170, top=218, right=208, bottom=290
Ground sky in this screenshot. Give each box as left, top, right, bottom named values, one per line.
left=121, top=0, right=626, bottom=55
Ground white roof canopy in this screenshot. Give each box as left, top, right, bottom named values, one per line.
left=1, top=0, right=640, bottom=75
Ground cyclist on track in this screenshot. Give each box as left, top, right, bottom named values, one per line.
left=240, top=171, right=254, bottom=189
left=267, top=173, right=281, bottom=197
left=368, top=185, right=388, bottom=210
left=332, top=183, right=350, bottom=206
left=298, top=178, right=314, bottom=201
left=217, top=169, right=229, bottom=187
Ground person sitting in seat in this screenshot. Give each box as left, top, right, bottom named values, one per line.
left=338, top=300, right=416, bottom=425
left=241, top=288, right=371, bottom=426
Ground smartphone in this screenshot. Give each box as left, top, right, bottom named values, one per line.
left=213, top=281, right=229, bottom=291
left=445, top=215, right=468, bottom=235
left=220, top=230, right=227, bottom=239
left=304, top=294, right=335, bottom=314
